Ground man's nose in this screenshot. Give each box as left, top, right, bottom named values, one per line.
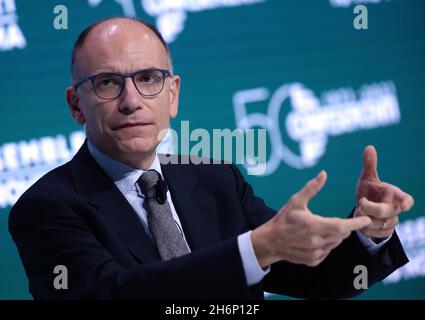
left=118, top=77, right=142, bottom=114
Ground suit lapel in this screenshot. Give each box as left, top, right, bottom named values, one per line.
left=70, top=142, right=160, bottom=264
left=161, top=160, right=221, bottom=252
left=70, top=142, right=222, bottom=263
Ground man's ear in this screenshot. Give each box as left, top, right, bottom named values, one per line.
left=168, top=75, right=180, bottom=119
left=66, top=87, right=86, bottom=125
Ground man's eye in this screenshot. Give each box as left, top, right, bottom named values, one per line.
left=142, top=76, right=153, bottom=83
left=137, top=72, right=160, bottom=84
left=96, top=76, right=121, bottom=88
left=99, top=80, right=113, bottom=87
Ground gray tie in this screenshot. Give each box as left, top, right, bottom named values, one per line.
left=137, top=169, right=190, bottom=261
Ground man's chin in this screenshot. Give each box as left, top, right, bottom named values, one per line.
left=116, top=137, right=158, bottom=155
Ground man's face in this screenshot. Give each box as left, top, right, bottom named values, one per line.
left=66, top=19, right=180, bottom=167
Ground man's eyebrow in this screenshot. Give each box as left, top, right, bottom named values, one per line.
left=88, top=66, right=165, bottom=74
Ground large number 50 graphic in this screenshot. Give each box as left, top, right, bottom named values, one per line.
left=233, top=83, right=328, bottom=176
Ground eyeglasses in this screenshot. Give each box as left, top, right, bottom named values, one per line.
left=74, top=68, right=172, bottom=100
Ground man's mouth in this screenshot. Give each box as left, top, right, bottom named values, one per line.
left=113, top=122, right=153, bottom=130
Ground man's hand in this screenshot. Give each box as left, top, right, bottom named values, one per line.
left=354, top=145, right=414, bottom=240
left=251, top=171, right=372, bottom=268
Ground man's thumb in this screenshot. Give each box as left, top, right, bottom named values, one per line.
left=293, top=170, right=327, bottom=207
left=360, top=145, right=380, bottom=182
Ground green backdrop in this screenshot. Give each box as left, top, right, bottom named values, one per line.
left=0, top=0, right=424, bottom=299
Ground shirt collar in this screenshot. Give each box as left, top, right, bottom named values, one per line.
left=87, top=139, right=163, bottom=195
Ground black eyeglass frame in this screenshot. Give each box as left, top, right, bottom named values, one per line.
left=73, top=68, right=172, bottom=100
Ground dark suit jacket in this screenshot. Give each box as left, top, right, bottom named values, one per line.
left=8, top=141, right=408, bottom=299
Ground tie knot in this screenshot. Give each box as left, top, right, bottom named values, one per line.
left=137, top=169, right=168, bottom=204
left=138, top=169, right=160, bottom=191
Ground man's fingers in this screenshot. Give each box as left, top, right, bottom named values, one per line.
left=393, top=189, right=415, bottom=211
left=304, top=215, right=346, bottom=235
left=360, top=145, right=380, bottom=182
left=358, top=197, right=400, bottom=219
left=368, top=216, right=398, bottom=230
left=381, top=184, right=414, bottom=213
left=310, top=214, right=371, bottom=236
left=340, top=215, right=372, bottom=233
left=291, top=171, right=327, bottom=208
left=401, top=195, right=414, bottom=211
left=308, top=215, right=371, bottom=238
left=359, top=190, right=414, bottom=218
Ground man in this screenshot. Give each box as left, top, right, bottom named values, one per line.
left=9, top=17, right=414, bottom=300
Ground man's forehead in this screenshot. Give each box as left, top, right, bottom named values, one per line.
left=76, top=19, right=168, bottom=74
left=85, top=19, right=161, bottom=50
left=91, top=19, right=147, bottom=37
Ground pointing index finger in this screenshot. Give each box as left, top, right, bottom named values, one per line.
left=307, top=214, right=372, bottom=236
left=341, top=216, right=372, bottom=232
left=292, top=171, right=327, bottom=208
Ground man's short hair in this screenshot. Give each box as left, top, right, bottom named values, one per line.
left=71, top=17, right=171, bottom=81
